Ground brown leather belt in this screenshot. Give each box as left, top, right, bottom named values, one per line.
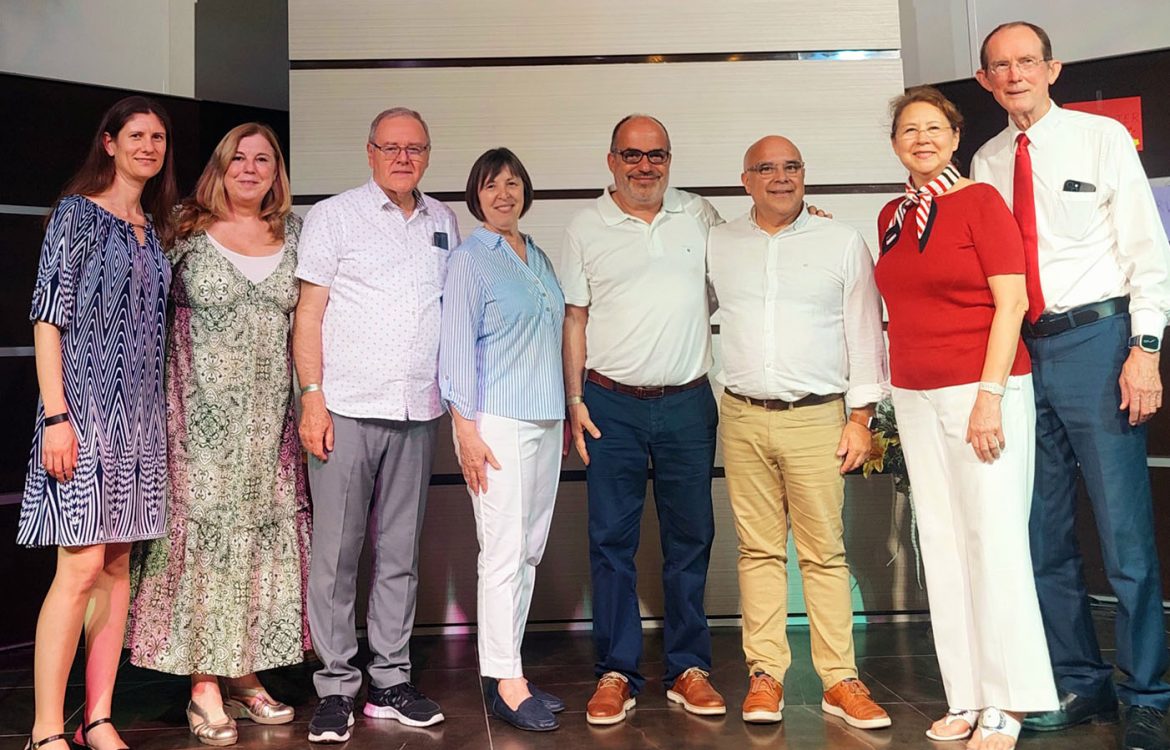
left=586, top=370, right=708, bottom=400
left=724, top=388, right=843, bottom=411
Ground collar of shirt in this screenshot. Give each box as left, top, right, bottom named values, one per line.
left=470, top=225, right=534, bottom=254
left=597, top=185, right=685, bottom=226
left=748, top=203, right=811, bottom=237
left=364, top=178, right=429, bottom=219
left=1008, top=100, right=1063, bottom=148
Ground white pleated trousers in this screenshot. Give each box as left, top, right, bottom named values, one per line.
left=454, top=413, right=562, bottom=678
left=891, top=375, right=1058, bottom=711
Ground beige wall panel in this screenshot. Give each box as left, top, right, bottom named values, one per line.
left=289, top=0, right=900, bottom=60
left=290, top=59, right=906, bottom=196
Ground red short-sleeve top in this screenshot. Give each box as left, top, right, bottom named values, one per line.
left=875, top=182, right=1031, bottom=390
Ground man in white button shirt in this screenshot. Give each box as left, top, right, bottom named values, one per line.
left=560, top=114, right=726, bottom=725
left=707, top=135, right=890, bottom=730
left=971, top=22, right=1170, bottom=750
left=293, top=108, right=460, bottom=742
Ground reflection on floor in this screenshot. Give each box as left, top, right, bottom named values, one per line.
left=0, top=611, right=1152, bottom=749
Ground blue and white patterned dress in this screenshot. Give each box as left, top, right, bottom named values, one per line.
left=18, top=195, right=171, bottom=547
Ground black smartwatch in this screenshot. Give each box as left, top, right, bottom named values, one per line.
left=1128, top=334, right=1162, bottom=353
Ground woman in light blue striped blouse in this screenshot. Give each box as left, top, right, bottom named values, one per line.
left=439, top=148, right=566, bottom=732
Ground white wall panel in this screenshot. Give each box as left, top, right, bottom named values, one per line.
left=290, top=0, right=900, bottom=60
left=290, top=59, right=907, bottom=196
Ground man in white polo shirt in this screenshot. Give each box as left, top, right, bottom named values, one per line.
left=293, top=107, right=460, bottom=743
left=707, top=135, right=890, bottom=730
left=560, top=114, right=725, bottom=725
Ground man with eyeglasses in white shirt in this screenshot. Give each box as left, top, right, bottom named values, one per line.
left=707, top=135, right=891, bottom=731
left=971, top=21, right=1170, bottom=750
left=294, top=107, right=460, bottom=743
left=560, top=114, right=727, bottom=725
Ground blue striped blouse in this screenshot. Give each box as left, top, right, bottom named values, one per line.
left=439, top=226, right=566, bottom=421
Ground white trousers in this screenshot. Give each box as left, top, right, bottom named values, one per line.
left=891, top=375, right=1058, bottom=711
left=453, top=413, right=562, bottom=678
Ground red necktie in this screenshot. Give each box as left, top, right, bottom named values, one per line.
left=1014, top=133, right=1046, bottom=323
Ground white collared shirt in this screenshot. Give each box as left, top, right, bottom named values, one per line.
left=708, top=207, right=888, bottom=408
left=971, top=103, right=1170, bottom=337
left=559, top=187, right=720, bottom=386
left=295, top=179, right=461, bottom=421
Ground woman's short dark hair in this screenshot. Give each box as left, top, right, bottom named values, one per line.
left=465, top=148, right=534, bottom=222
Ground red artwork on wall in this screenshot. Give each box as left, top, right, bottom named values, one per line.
left=1065, top=96, right=1144, bottom=151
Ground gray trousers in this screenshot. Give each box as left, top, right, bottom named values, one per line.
left=307, top=412, right=438, bottom=698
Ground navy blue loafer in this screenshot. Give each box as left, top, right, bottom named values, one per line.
left=528, top=684, right=565, bottom=713
left=491, top=695, right=559, bottom=732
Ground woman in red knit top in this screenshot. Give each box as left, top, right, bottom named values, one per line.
left=874, top=86, right=1057, bottom=749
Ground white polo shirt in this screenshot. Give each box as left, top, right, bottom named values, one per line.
left=559, top=187, right=719, bottom=386
left=296, top=179, right=461, bottom=421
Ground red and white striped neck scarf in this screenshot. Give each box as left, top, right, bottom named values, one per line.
left=881, top=164, right=960, bottom=254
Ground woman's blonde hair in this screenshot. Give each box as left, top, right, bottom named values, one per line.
left=176, top=122, right=291, bottom=242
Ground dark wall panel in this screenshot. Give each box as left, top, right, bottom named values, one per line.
left=0, top=72, right=290, bottom=207
left=0, top=356, right=39, bottom=495
left=935, top=48, right=1170, bottom=180
left=0, top=214, right=44, bottom=349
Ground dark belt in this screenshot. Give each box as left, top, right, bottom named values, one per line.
left=586, top=370, right=708, bottom=400
left=1022, top=296, right=1128, bottom=338
left=724, top=388, right=843, bottom=411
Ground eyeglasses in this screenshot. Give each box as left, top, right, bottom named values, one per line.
left=612, top=148, right=671, bottom=165
left=985, top=56, right=1050, bottom=77
left=368, top=142, right=430, bottom=160
left=745, top=161, right=805, bottom=177
left=896, top=125, right=952, bottom=141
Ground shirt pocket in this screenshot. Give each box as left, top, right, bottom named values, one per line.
left=422, top=244, right=450, bottom=292
left=488, top=279, right=540, bottom=322
left=1051, top=188, right=1100, bottom=240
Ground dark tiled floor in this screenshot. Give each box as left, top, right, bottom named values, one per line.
left=0, top=610, right=1151, bottom=749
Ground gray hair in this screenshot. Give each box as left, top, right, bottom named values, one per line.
left=609, top=113, right=671, bottom=152
left=368, top=107, right=431, bottom=144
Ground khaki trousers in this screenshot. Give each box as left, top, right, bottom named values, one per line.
left=720, top=392, right=856, bottom=689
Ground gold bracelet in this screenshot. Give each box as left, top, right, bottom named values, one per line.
left=566, top=395, right=583, bottom=406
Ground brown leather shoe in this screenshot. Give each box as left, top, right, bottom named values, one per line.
left=822, top=678, right=891, bottom=729
left=742, top=671, right=784, bottom=723
left=586, top=672, right=636, bottom=725
left=666, top=667, right=727, bottom=716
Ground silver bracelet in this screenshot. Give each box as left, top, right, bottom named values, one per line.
left=300, top=383, right=322, bottom=396
left=978, top=381, right=1006, bottom=397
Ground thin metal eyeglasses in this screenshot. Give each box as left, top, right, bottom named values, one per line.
left=986, top=56, right=1050, bottom=77
left=745, top=161, right=805, bottom=177
left=896, top=125, right=952, bottom=141
left=368, top=142, right=430, bottom=160
left=612, top=148, right=671, bottom=165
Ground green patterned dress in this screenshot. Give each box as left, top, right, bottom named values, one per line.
left=127, top=216, right=311, bottom=677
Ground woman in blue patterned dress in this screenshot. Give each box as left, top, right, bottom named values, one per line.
left=19, top=96, right=178, bottom=750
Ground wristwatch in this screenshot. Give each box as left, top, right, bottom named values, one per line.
left=1128, top=334, right=1162, bottom=353
left=848, top=412, right=875, bottom=430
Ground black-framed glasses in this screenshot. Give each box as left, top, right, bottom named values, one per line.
left=612, top=148, right=671, bottom=165
left=746, top=161, right=805, bottom=177
left=368, top=142, right=430, bottom=160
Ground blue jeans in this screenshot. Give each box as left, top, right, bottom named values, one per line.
left=584, top=380, right=717, bottom=693
left=1026, top=313, right=1170, bottom=709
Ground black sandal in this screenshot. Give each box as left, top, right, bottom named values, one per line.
left=24, top=733, right=70, bottom=750
left=76, top=719, right=130, bottom=750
